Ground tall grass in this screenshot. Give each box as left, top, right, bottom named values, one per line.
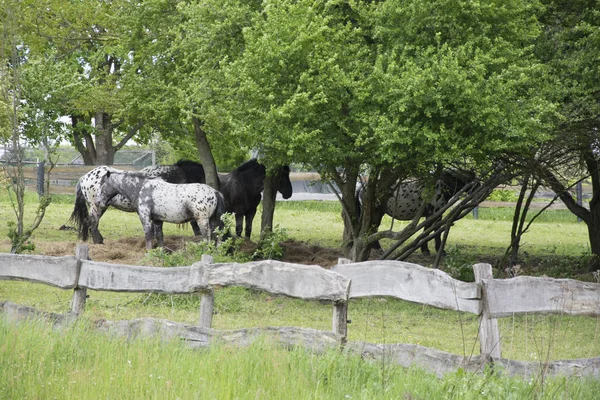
left=2, top=317, right=599, bottom=399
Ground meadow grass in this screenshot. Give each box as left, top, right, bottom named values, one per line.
left=2, top=317, right=599, bottom=400
left=0, top=193, right=599, bottom=367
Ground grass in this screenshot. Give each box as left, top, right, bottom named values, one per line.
left=0, top=192, right=599, bottom=373
left=2, top=317, right=600, bottom=399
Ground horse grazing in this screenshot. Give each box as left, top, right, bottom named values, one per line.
left=360, top=169, right=476, bottom=255
left=69, top=160, right=205, bottom=244
left=97, top=170, right=224, bottom=250
left=219, top=159, right=293, bottom=238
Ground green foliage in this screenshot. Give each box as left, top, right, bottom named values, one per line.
left=487, top=189, right=520, bottom=203
left=6, top=221, right=35, bottom=253
left=443, top=246, right=476, bottom=282
left=255, top=226, right=288, bottom=260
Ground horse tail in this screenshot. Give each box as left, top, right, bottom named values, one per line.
left=68, top=182, right=90, bottom=242
left=210, top=190, right=226, bottom=233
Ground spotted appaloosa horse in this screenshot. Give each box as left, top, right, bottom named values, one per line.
left=96, top=170, right=224, bottom=250
left=359, top=169, right=476, bottom=255
left=69, top=160, right=205, bottom=244
left=219, top=159, right=293, bottom=238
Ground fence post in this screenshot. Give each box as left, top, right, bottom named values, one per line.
left=198, top=254, right=214, bottom=328
left=473, top=263, right=501, bottom=363
left=332, top=258, right=351, bottom=341
left=71, top=244, right=89, bottom=315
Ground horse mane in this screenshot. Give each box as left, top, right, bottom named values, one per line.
left=175, top=159, right=203, bottom=168
left=234, top=158, right=261, bottom=173
left=106, top=170, right=147, bottom=179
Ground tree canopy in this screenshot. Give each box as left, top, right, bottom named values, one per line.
left=4, top=0, right=599, bottom=262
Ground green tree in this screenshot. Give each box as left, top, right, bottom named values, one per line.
left=532, top=0, right=600, bottom=268
left=18, top=0, right=149, bottom=165
left=1, top=1, right=52, bottom=253
left=120, top=0, right=261, bottom=187
left=231, top=0, right=553, bottom=260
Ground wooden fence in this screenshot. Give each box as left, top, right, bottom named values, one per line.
left=5, top=164, right=324, bottom=195
left=1, top=245, right=599, bottom=378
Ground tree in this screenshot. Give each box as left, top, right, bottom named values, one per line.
left=532, top=0, right=600, bottom=268
left=118, top=0, right=262, bottom=187
left=1, top=1, right=52, bottom=253
left=230, top=0, right=553, bottom=260
left=18, top=0, right=150, bottom=165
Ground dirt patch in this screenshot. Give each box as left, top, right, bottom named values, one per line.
left=281, top=239, right=344, bottom=268
left=34, top=236, right=344, bottom=267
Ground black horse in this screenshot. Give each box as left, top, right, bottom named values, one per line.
left=219, top=159, right=293, bottom=238
left=70, top=159, right=206, bottom=244
left=358, top=169, right=476, bottom=254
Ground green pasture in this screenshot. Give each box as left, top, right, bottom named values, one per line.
left=1, top=192, right=599, bottom=380
left=4, top=318, right=599, bottom=400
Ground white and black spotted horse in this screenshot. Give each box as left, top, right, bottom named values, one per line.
left=95, top=170, right=224, bottom=250
left=359, top=170, right=476, bottom=255
left=69, top=160, right=205, bottom=244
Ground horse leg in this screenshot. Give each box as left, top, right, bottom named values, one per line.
left=234, top=212, right=244, bottom=237
left=153, top=220, right=164, bottom=248
left=89, top=206, right=106, bottom=244
left=195, top=219, right=211, bottom=241
left=138, top=208, right=155, bottom=250
left=190, top=220, right=201, bottom=236
left=244, top=208, right=257, bottom=238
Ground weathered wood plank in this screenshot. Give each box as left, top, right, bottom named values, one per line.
left=78, top=260, right=201, bottom=293
left=332, top=260, right=481, bottom=314
left=79, top=259, right=350, bottom=301
left=197, top=260, right=350, bottom=301
left=347, top=341, right=600, bottom=378
left=484, top=276, right=600, bottom=317
left=495, top=356, right=600, bottom=379
left=347, top=341, right=487, bottom=378
left=0, top=254, right=78, bottom=289
left=1, top=300, right=77, bottom=327
left=97, top=318, right=343, bottom=353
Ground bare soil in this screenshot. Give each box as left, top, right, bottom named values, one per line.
left=35, top=236, right=346, bottom=267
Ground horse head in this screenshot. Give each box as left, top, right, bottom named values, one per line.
left=439, top=169, right=478, bottom=200
left=175, top=159, right=206, bottom=184
left=277, top=165, right=293, bottom=199
left=99, top=170, right=146, bottom=206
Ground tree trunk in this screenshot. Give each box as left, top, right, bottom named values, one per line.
left=587, top=202, right=600, bottom=266
left=539, top=163, right=600, bottom=270
left=339, top=167, right=388, bottom=262
left=192, top=116, right=219, bottom=190
left=93, top=112, right=116, bottom=165
left=71, top=115, right=95, bottom=165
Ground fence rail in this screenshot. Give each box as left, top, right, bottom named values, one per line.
left=1, top=245, right=599, bottom=378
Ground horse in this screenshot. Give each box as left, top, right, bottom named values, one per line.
left=96, top=170, right=225, bottom=250
left=69, top=160, right=205, bottom=244
left=219, top=159, right=293, bottom=238
left=359, top=169, right=476, bottom=255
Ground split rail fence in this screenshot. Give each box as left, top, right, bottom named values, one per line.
left=1, top=244, right=599, bottom=378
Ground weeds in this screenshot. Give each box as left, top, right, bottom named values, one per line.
left=444, top=246, right=477, bottom=282
left=255, top=226, right=288, bottom=260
